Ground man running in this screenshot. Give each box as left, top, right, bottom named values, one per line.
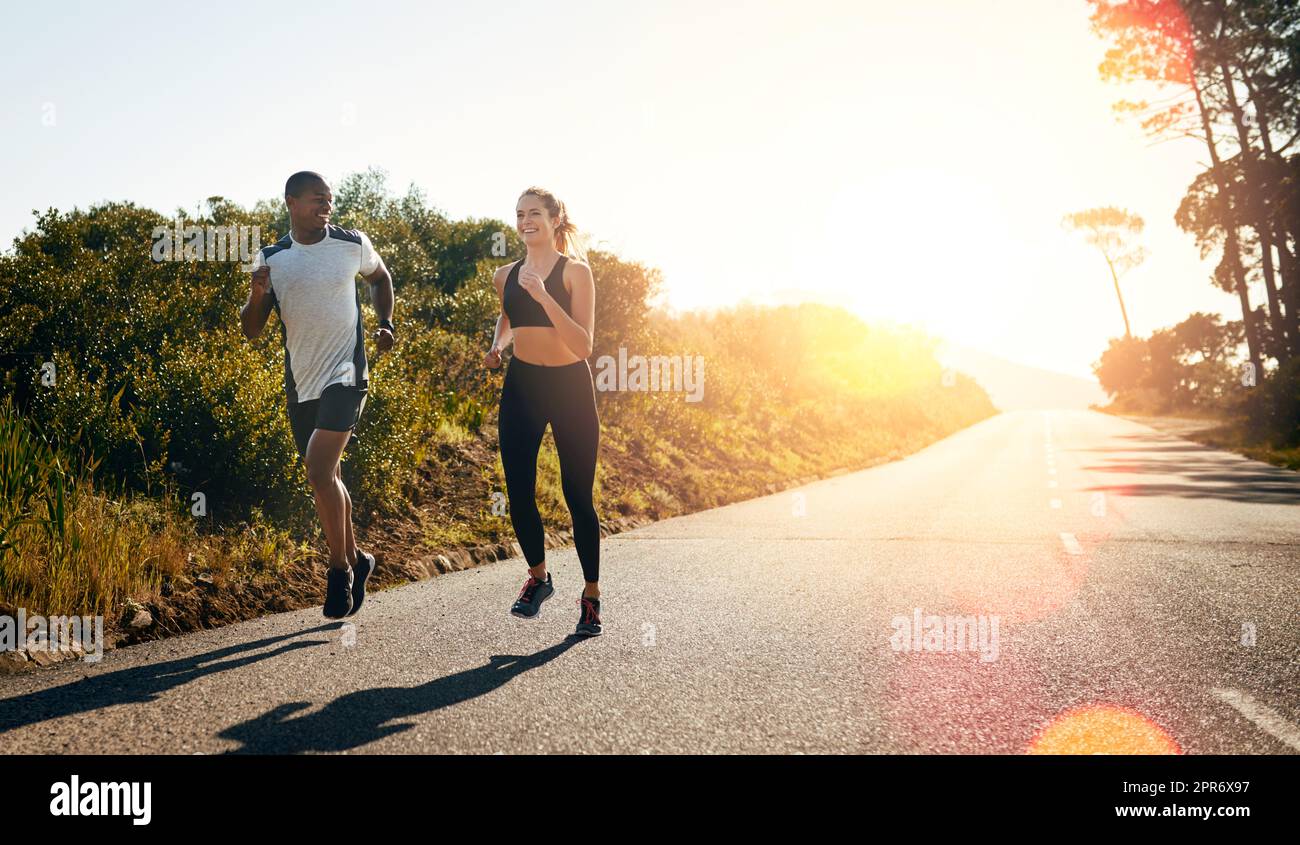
left=240, top=171, right=396, bottom=619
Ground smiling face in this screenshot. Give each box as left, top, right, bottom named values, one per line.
left=516, top=193, right=555, bottom=248
left=287, top=178, right=333, bottom=234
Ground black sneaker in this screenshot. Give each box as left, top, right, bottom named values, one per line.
left=348, top=551, right=376, bottom=617
left=323, top=566, right=354, bottom=619
left=510, top=572, right=554, bottom=618
left=575, top=596, right=602, bottom=637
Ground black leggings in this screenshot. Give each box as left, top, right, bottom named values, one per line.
left=498, top=356, right=601, bottom=583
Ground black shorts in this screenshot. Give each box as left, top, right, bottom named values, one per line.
left=286, top=383, right=367, bottom=462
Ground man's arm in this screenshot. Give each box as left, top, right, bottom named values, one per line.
left=241, top=265, right=275, bottom=340
left=364, top=259, right=395, bottom=351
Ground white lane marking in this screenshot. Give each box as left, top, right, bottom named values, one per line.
left=1050, top=498, right=1062, bottom=509
left=1211, top=688, right=1300, bottom=752
left=1048, top=467, right=1057, bottom=475
left=1059, top=532, right=1082, bottom=555
left=1047, top=480, right=1058, bottom=488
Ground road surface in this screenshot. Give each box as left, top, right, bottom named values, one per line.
left=2, top=409, right=1297, bottom=754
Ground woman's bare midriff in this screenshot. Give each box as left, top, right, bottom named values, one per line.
left=512, top=326, right=584, bottom=366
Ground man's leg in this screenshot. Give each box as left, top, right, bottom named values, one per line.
left=336, top=461, right=358, bottom=566
left=305, top=428, right=352, bottom=571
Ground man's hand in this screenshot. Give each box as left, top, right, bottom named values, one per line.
left=518, top=266, right=552, bottom=304
left=241, top=265, right=274, bottom=340
left=483, top=346, right=503, bottom=369
left=373, top=326, right=395, bottom=352
left=251, top=266, right=271, bottom=298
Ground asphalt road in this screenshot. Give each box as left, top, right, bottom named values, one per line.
left=2, top=409, right=1297, bottom=754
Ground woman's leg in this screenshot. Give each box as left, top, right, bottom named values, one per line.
left=550, top=363, right=601, bottom=595
left=499, top=364, right=548, bottom=575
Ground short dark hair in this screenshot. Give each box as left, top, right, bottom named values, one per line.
left=285, top=171, right=327, bottom=198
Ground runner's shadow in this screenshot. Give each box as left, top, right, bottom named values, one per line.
left=0, top=626, right=336, bottom=735
left=217, top=639, right=583, bottom=754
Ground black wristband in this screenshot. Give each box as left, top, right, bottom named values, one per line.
left=378, top=318, right=395, bottom=333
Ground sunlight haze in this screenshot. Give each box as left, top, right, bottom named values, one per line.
left=0, top=0, right=1238, bottom=379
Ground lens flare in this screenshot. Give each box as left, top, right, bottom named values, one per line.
left=1028, top=704, right=1182, bottom=755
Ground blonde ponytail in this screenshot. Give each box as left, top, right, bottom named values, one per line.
left=521, top=187, right=587, bottom=263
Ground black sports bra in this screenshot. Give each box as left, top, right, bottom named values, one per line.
left=503, top=256, right=571, bottom=328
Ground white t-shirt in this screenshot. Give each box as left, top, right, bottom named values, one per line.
left=251, top=225, right=382, bottom=403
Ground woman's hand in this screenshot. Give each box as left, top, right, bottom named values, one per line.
left=518, top=266, right=553, bottom=305
left=484, top=345, right=503, bottom=369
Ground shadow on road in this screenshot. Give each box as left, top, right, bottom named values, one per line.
left=217, top=638, right=583, bottom=753
left=0, top=626, right=337, bottom=736
left=1078, top=432, right=1300, bottom=505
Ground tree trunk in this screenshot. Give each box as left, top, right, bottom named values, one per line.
left=1242, top=65, right=1300, bottom=358
left=1273, top=220, right=1300, bottom=357
left=1192, top=6, right=1265, bottom=373
left=1191, top=72, right=1264, bottom=376
left=1220, top=59, right=1291, bottom=361
left=1104, top=254, right=1132, bottom=338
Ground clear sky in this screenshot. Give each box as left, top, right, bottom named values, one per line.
left=1, top=0, right=1240, bottom=379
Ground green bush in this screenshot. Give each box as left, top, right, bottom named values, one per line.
left=129, top=329, right=309, bottom=524
left=1247, top=356, right=1300, bottom=446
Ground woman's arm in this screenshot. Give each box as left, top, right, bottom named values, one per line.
left=538, top=261, right=595, bottom=359
left=491, top=312, right=514, bottom=352
left=484, top=265, right=514, bottom=368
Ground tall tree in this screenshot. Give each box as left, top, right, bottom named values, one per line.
left=1088, top=0, right=1267, bottom=375
left=1063, top=207, right=1148, bottom=338
left=1205, top=0, right=1298, bottom=359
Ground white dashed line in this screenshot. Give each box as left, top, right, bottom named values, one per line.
left=1047, top=480, right=1058, bottom=488
left=1050, top=498, right=1062, bottom=509
left=1211, top=688, right=1300, bottom=752
left=1048, top=467, right=1057, bottom=475
left=1059, top=532, right=1082, bottom=555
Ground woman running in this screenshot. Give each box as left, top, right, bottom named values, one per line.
left=484, top=187, right=602, bottom=636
